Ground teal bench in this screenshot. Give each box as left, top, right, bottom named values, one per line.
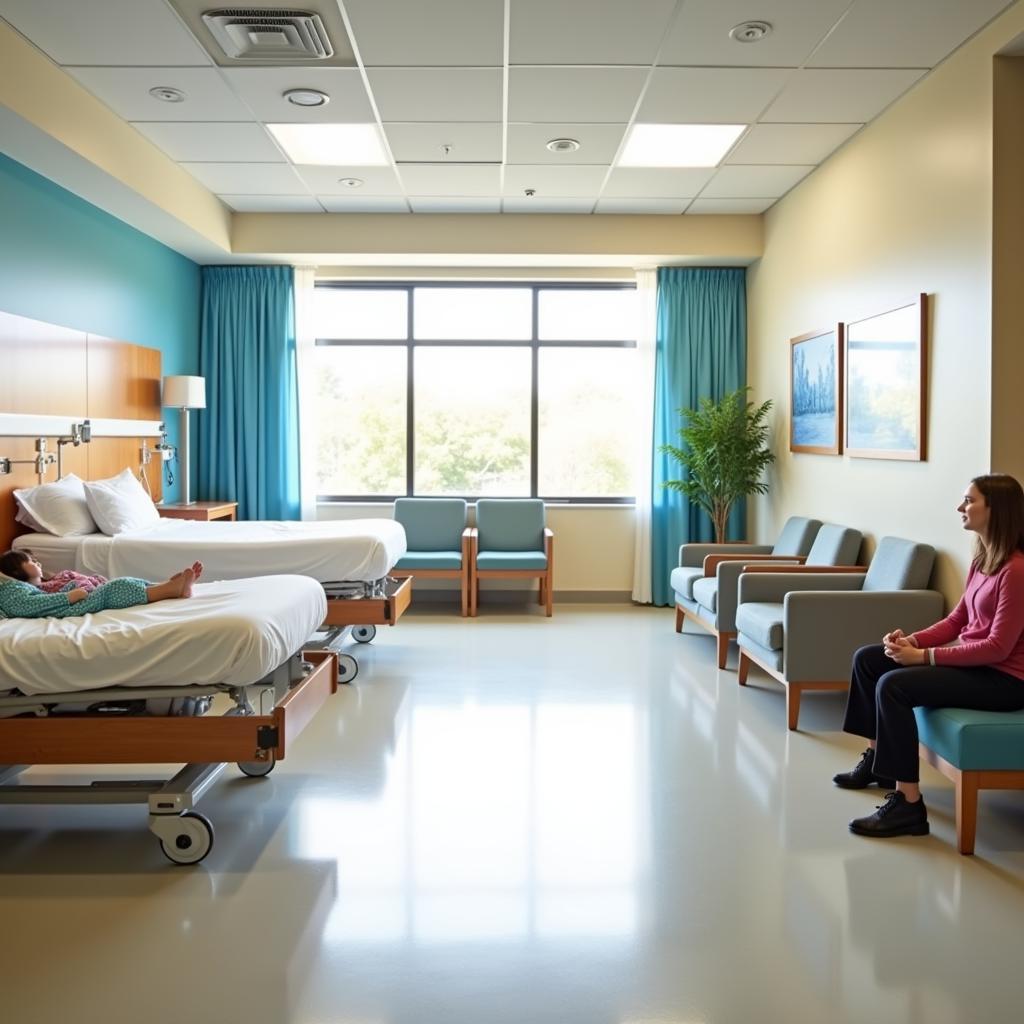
left=915, top=706, right=1024, bottom=854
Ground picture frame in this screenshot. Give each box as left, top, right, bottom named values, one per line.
left=844, top=295, right=928, bottom=461
left=790, top=325, right=843, bottom=455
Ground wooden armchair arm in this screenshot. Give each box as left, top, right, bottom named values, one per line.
left=703, top=552, right=806, bottom=577
left=740, top=564, right=864, bottom=574
left=543, top=527, right=554, bottom=556
left=462, top=526, right=476, bottom=560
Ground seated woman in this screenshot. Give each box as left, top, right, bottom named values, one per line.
left=0, top=549, right=203, bottom=619
left=835, top=474, right=1024, bottom=838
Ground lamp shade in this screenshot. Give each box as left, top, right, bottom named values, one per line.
left=163, top=375, right=206, bottom=409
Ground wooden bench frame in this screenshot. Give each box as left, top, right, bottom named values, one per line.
left=469, top=527, right=553, bottom=617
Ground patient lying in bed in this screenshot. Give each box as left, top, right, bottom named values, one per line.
left=0, top=549, right=204, bottom=619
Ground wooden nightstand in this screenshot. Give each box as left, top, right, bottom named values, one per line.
left=157, top=501, right=238, bottom=522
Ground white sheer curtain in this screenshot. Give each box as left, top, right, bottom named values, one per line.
left=631, top=268, right=658, bottom=604
left=293, top=266, right=318, bottom=521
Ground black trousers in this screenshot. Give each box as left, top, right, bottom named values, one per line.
left=842, top=644, right=1024, bottom=782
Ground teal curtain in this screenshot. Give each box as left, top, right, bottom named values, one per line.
left=651, top=267, right=747, bottom=606
left=197, top=265, right=299, bottom=520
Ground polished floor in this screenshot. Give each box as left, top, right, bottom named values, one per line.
left=3, top=604, right=1024, bottom=1024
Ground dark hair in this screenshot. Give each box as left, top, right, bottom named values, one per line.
left=971, top=474, right=1024, bottom=574
left=0, top=549, right=33, bottom=581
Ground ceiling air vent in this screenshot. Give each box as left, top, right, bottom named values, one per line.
left=202, top=8, right=334, bottom=61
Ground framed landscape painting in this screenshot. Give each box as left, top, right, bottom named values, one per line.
left=790, top=325, right=842, bottom=455
left=844, top=295, right=927, bottom=461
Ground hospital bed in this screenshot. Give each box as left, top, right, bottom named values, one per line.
left=0, top=574, right=338, bottom=865
left=14, top=517, right=412, bottom=683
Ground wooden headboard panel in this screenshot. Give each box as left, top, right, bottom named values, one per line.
left=0, top=309, right=164, bottom=552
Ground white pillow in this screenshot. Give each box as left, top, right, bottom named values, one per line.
left=13, top=473, right=98, bottom=536
left=83, top=468, right=160, bottom=535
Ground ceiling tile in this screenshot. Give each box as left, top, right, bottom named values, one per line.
left=638, top=68, right=792, bottom=123
left=65, top=66, right=252, bottom=121
left=221, top=68, right=375, bottom=123
left=725, top=123, right=861, bottom=165
left=595, top=198, right=688, bottom=214
left=218, top=195, right=323, bottom=213
left=807, top=0, right=1014, bottom=68
left=761, top=69, right=927, bottom=123
left=502, top=197, right=595, bottom=213
left=398, top=163, right=502, bottom=196
left=0, top=0, right=211, bottom=66
left=603, top=167, right=715, bottom=198
left=503, top=165, right=607, bottom=198
left=367, top=69, right=502, bottom=122
left=508, top=68, right=648, bottom=122
left=659, top=0, right=851, bottom=67
left=318, top=196, right=410, bottom=212
left=294, top=165, right=403, bottom=195
left=507, top=124, right=627, bottom=165
left=180, top=162, right=308, bottom=195
left=700, top=164, right=814, bottom=198
left=686, top=197, right=776, bottom=214
left=344, top=0, right=503, bottom=66
left=510, top=0, right=676, bottom=64
left=132, top=122, right=283, bottom=163
left=383, top=123, right=502, bottom=163
left=410, top=197, right=502, bottom=213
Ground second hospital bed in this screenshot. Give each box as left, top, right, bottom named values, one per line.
left=0, top=574, right=338, bottom=864
left=14, top=517, right=412, bottom=682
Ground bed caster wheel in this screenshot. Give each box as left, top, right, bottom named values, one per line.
left=155, top=811, right=214, bottom=866
left=336, top=653, right=359, bottom=684
left=352, top=625, right=376, bottom=644
left=238, top=753, right=276, bottom=777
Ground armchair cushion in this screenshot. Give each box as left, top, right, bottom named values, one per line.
left=394, top=498, right=467, bottom=552
left=692, top=576, right=718, bottom=613
left=735, top=602, right=785, bottom=651
left=863, top=537, right=935, bottom=592
left=805, top=523, right=862, bottom=565
left=771, top=516, right=822, bottom=556
left=670, top=565, right=703, bottom=601
left=477, top=550, right=548, bottom=571
left=915, top=707, right=1024, bottom=771
left=395, top=551, right=463, bottom=571
left=476, top=499, right=545, bottom=552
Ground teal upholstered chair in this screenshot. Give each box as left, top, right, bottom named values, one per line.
left=916, top=707, right=1024, bottom=854
left=735, top=536, right=942, bottom=729
left=392, top=498, right=472, bottom=616
left=672, top=515, right=822, bottom=669
left=471, top=499, right=553, bottom=617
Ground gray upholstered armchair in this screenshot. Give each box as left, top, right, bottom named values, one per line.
left=671, top=515, right=821, bottom=668
left=735, top=536, right=944, bottom=730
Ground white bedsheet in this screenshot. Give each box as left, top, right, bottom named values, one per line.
left=14, top=517, right=406, bottom=584
left=0, top=575, right=327, bottom=696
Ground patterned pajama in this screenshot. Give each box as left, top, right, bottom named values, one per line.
left=0, top=577, right=149, bottom=619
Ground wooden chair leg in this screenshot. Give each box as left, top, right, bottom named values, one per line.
left=737, top=652, right=750, bottom=686
left=461, top=569, right=469, bottom=617
left=955, top=770, right=979, bottom=855
left=545, top=570, right=552, bottom=617
left=716, top=632, right=729, bottom=669
left=471, top=572, right=478, bottom=617
left=786, top=685, right=802, bottom=731
left=538, top=576, right=545, bottom=605
left=674, top=605, right=684, bottom=633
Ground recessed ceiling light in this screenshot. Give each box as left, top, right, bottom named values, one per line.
left=729, top=21, right=772, bottom=43
left=546, top=138, right=580, bottom=153
left=618, top=124, right=746, bottom=168
left=283, top=88, right=330, bottom=107
left=338, top=177, right=363, bottom=188
left=267, top=123, right=389, bottom=165
left=149, top=86, right=185, bottom=103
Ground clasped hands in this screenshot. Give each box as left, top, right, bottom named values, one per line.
left=882, top=628, right=928, bottom=666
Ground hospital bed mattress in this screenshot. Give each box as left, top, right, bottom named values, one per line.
left=0, top=574, right=327, bottom=696
left=14, top=517, right=407, bottom=584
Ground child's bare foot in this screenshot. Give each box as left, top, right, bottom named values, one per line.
left=191, top=561, right=203, bottom=583
left=179, top=567, right=196, bottom=599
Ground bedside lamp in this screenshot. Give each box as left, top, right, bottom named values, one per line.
left=162, top=375, right=206, bottom=505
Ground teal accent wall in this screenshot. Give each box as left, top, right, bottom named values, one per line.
left=0, top=153, right=200, bottom=501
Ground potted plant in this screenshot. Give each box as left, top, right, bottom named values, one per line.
left=661, top=386, right=776, bottom=543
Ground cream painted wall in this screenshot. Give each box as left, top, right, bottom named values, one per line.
left=317, top=503, right=636, bottom=596
left=748, top=1, right=1024, bottom=606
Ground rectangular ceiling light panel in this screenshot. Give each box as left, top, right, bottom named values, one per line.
left=619, top=124, right=746, bottom=167
left=268, top=123, right=389, bottom=165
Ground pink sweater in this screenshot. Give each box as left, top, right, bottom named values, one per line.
left=911, top=551, right=1024, bottom=679
left=37, top=570, right=107, bottom=594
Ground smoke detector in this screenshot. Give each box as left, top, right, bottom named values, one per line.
left=202, top=8, right=334, bottom=61
left=728, top=21, right=772, bottom=43
left=546, top=138, right=581, bottom=153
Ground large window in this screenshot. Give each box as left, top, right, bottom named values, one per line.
left=312, top=283, right=637, bottom=501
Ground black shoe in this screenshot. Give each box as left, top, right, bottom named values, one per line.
left=833, top=747, right=896, bottom=790
left=849, top=791, right=930, bottom=838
